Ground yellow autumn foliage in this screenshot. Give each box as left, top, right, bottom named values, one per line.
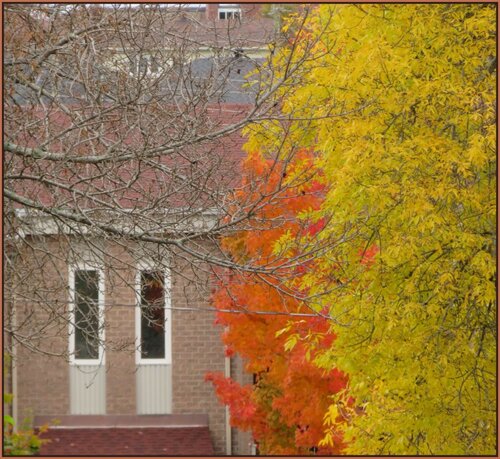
left=247, top=4, right=496, bottom=455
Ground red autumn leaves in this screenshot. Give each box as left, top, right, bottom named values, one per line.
left=206, top=150, right=347, bottom=454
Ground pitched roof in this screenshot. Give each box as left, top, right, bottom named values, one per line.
left=35, top=414, right=215, bottom=456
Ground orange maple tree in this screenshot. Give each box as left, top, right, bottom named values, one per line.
left=206, top=150, right=348, bottom=455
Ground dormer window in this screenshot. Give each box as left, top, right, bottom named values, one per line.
left=218, top=4, right=241, bottom=20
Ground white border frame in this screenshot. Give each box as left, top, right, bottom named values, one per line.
left=135, top=261, right=172, bottom=365
left=68, top=262, right=105, bottom=366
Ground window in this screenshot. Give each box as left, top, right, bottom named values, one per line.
left=128, top=54, right=163, bottom=77
left=69, top=265, right=105, bottom=364
left=136, top=265, right=171, bottom=364
left=140, top=271, right=165, bottom=359
left=218, top=5, right=241, bottom=20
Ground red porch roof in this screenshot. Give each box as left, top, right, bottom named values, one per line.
left=35, top=414, right=215, bottom=456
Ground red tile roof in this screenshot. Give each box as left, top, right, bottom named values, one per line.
left=36, top=415, right=215, bottom=456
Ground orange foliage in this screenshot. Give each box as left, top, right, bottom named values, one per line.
left=206, top=150, right=347, bottom=454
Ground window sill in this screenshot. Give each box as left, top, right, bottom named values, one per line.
left=70, top=359, right=105, bottom=366
left=136, top=359, right=171, bottom=365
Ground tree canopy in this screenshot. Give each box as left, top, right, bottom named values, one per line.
left=207, top=150, right=347, bottom=455
left=212, top=4, right=496, bottom=455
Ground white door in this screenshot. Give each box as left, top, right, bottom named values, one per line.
left=68, top=265, right=106, bottom=414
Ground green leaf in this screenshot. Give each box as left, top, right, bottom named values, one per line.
left=4, top=415, right=14, bottom=426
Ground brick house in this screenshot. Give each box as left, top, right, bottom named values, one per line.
left=4, top=3, right=280, bottom=455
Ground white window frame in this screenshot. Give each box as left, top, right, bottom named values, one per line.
left=68, top=263, right=105, bottom=366
left=135, top=261, right=172, bottom=365
left=218, top=5, right=241, bottom=20
left=128, top=54, right=165, bottom=77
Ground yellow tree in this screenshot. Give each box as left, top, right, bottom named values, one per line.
left=246, top=4, right=496, bottom=455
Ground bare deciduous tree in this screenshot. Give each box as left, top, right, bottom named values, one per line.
left=4, top=4, right=330, bottom=358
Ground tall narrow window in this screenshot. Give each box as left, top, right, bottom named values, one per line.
left=140, top=271, right=165, bottom=359
left=74, top=270, right=99, bottom=359
left=69, top=266, right=104, bottom=364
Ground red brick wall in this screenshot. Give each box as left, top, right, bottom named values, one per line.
left=104, top=243, right=137, bottom=414
left=14, top=237, right=70, bottom=421
left=170, top=254, right=227, bottom=454
left=205, top=3, right=219, bottom=20
left=241, top=3, right=263, bottom=18
left=12, top=238, right=232, bottom=454
left=16, top=352, right=69, bottom=422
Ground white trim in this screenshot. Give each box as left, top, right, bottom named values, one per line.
left=218, top=5, right=241, bottom=12
left=68, top=262, right=105, bottom=366
left=135, top=261, right=172, bottom=365
left=225, top=355, right=232, bottom=455
left=44, top=423, right=204, bottom=429
left=12, top=208, right=220, bottom=237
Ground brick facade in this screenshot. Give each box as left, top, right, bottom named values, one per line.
left=14, top=238, right=71, bottom=421
left=12, top=237, right=253, bottom=455
left=6, top=4, right=275, bottom=454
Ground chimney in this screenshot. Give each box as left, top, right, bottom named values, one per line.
left=205, top=3, right=219, bottom=20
